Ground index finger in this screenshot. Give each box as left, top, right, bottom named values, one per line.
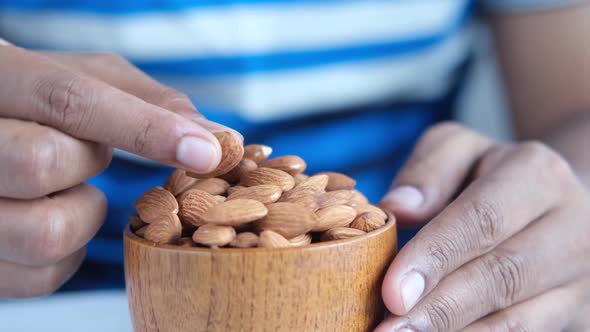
left=0, top=45, right=222, bottom=174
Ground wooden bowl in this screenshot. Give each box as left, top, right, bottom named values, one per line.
left=124, top=218, right=397, bottom=332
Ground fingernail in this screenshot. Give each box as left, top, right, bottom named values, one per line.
left=176, top=136, right=219, bottom=172
left=400, top=271, right=425, bottom=312
left=193, top=118, right=244, bottom=142
left=382, top=186, right=424, bottom=210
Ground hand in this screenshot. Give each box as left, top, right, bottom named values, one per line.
left=0, top=43, right=238, bottom=298
left=377, top=123, right=590, bottom=331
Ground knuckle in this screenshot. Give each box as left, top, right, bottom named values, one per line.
left=31, top=205, right=71, bottom=265
left=480, top=250, right=528, bottom=306
left=422, top=294, right=460, bottom=331
left=424, top=235, right=462, bottom=273
left=517, top=141, right=573, bottom=181
left=32, top=71, right=94, bottom=134
left=464, top=198, right=505, bottom=250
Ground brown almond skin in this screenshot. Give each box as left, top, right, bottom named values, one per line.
left=229, top=232, right=259, bottom=248
left=320, top=227, right=366, bottom=242
left=241, top=168, right=295, bottom=192
left=293, top=173, right=309, bottom=186
left=134, top=186, right=179, bottom=223
left=192, top=224, right=236, bottom=247
left=254, top=202, right=318, bottom=238
left=188, top=178, right=230, bottom=196
left=163, top=169, right=198, bottom=196
left=313, top=205, right=357, bottom=232
left=129, top=214, right=145, bottom=231
left=258, top=230, right=292, bottom=248
left=244, top=144, right=273, bottom=164
left=200, top=199, right=268, bottom=226
left=178, top=189, right=218, bottom=227
left=318, top=189, right=369, bottom=209
left=278, top=187, right=319, bottom=212
left=296, top=174, right=329, bottom=192
left=350, top=212, right=386, bottom=232
left=187, top=132, right=244, bottom=178
left=144, top=214, right=182, bottom=244
left=219, top=158, right=258, bottom=183
left=318, top=172, right=357, bottom=191
left=227, top=185, right=246, bottom=195
left=356, top=204, right=388, bottom=220
left=289, top=233, right=312, bottom=247
left=227, top=184, right=282, bottom=205
left=261, top=155, right=307, bottom=175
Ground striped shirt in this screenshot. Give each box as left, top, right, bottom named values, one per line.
left=0, top=0, right=574, bottom=290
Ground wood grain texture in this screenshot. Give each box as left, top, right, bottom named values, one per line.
left=124, top=217, right=397, bottom=332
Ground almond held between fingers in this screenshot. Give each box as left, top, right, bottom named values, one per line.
left=229, top=232, right=259, bottom=248
left=144, top=214, right=182, bottom=244
left=261, top=155, right=307, bottom=175
left=350, top=212, right=386, bottom=232
left=129, top=214, right=145, bottom=231
left=201, top=199, right=268, bottom=226
left=312, top=205, right=357, bottom=232
left=134, top=186, right=179, bottom=223
left=241, top=167, right=295, bottom=192
left=318, top=172, right=356, bottom=191
left=187, top=132, right=244, bottom=178
left=258, top=230, right=292, bottom=248
left=164, top=169, right=198, bottom=196
left=188, top=178, right=230, bottom=196
left=227, top=185, right=282, bottom=205
left=254, top=202, right=318, bottom=238
left=178, top=189, right=218, bottom=227
left=219, top=158, right=258, bottom=183
left=192, top=224, right=236, bottom=247
left=320, top=227, right=366, bottom=242
left=355, top=204, right=387, bottom=220
left=244, top=144, right=273, bottom=164
left=289, top=233, right=312, bottom=247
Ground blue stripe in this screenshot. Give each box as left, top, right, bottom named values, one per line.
left=135, top=5, right=471, bottom=76
left=0, top=0, right=426, bottom=15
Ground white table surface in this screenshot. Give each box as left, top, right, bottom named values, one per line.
left=0, top=290, right=132, bottom=332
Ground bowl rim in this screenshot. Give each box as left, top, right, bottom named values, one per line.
left=124, top=213, right=396, bottom=254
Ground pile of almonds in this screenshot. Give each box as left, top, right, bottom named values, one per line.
left=130, top=132, right=391, bottom=249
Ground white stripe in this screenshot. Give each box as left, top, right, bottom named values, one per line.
left=0, top=0, right=467, bottom=59
left=159, top=27, right=473, bottom=121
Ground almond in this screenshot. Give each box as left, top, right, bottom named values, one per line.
left=178, top=189, right=218, bottom=227
left=227, top=184, right=282, bottom=205
left=320, top=227, right=366, bottom=242
left=241, top=168, right=295, bottom=192
left=134, top=186, right=178, bottom=223
left=261, top=155, right=307, bottom=175
left=350, top=212, right=386, bottom=232
left=192, top=224, right=236, bottom=247
left=135, top=226, right=147, bottom=237
left=219, top=158, right=258, bottom=183
left=176, top=237, right=194, bottom=247
left=229, top=232, right=259, bottom=248
left=289, top=233, right=312, bottom=247
left=244, top=144, right=273, bottom=164
left=318, top=172, right=356, bottom=191
left=278, top=187, right=319, bottom=212
left=296, top=174, right=329, bottom=192
left=213, top=195, right=226, bottom=204
left=356, top=204, right=388, bottom=220
left=258, top=230, right=292, bottom=248
left=129, top=214, right=145, bottom=231
left=201, top=199, right=268, bottom=226
left=254, top=202, right=318, bottom=238
left=293, top=173, right=309, bottom=186
left=187, top=132, right=244, bottom=178
left=227, top=185, right=246, bottom=195
left=318, top=189, right=369, bottom=209
left=312, top=205, right=357, bottom=232
left=188, top=178, right=230, bottom=196
left=163, top=169, right=197, bottom=196
left=144, top=214, right=182, bottom=244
